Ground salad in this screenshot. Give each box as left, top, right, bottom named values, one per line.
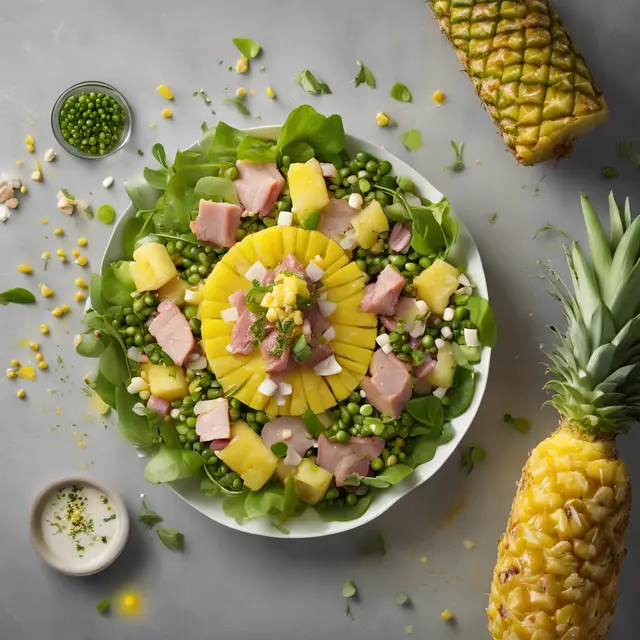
left=78, top=105, right=496, bottom=529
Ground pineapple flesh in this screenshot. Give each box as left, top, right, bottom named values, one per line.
left=428, top=0, right=608, bottom=164
left=488, top=194, right=637, bottom=639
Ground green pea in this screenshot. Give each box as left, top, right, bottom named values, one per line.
left=371, top=457, right=384, bottom=471
left=189, top=318, right=201, bottom=333
left=347, top=402, right=360, bottom=416
left=349, top=392, right=361, bottom=403
left=365, top=160, right=378, bottom=173
left=419, top=256, right=433, bottom=269
left=441, top=396, right=451, bottom=406
left=389, top=255, right=407, bottom=271
left=453, top=295, right=469, bottom=306
left=359, top=404, right=373, bottom=416
left=186, top=429, right=198, bottom=443
left=455, top=306, right=469, bottom=321
left=133, top=333, right=144, bottom=347
left=421, top=334, right=435, bottom=349
left=183, top=305, right=197, bottom=320
left=207, top=388, right=223, bottom=400
left=248, top=421, right=260, bottom=433
left=396, top=176, right=415, bottom=192
left=325, top=487, right=339, bottom=500
left=185, top=416, right=196, bottom=428
left=405, top=262, right=417, bottom=273
left=356, top=151, right=370, bottom=163
left=178, top=434, right=187, bottom=444
left=377, top=160, right=392, bottom=175
left=256, top=411, right=268, bottom=425
left=358, top=178, right=371, bottom=193
left=281, top=155, right=291, bottom=168
left=346, top=494, right=358, bottom=506
left=335, top=430, right=350, bottom=443
left=132, top=298, right=145, bottom=314
left=365, top=418, right=385, bottom=436
left=144, top=294, right=156, bottom=307
left=400, top=343, right=411, bottom=354
left=223, top=166, right=238, bottom=180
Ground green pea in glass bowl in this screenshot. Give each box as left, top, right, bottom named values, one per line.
left=51, top=81, right=132, bottom=159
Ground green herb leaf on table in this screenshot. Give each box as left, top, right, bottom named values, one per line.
left=342, top=579, right=357, bottom=598
left=400, top=128, right=422, bottom=152
left=294, top=70, right=332, bottom=96
left=488, top=212, right=498, bottom=223
left=602, top=166, right=619, bottom=179
left=503, top=413, right=531, bottom=434
left=156, top=527, right=184, bottom=551
left=138, top=499, right=164, bottom=530
left=96, top=599, right=110, bottom=614
left=302, top=408, right=327, bottom=437
left=354, top=61, right=376, bottom=89
left=464, top=296, right=497, bottom=348
left=223, top=97, right=250, bottom=116
left=446, top=141, right=465, bottom=172
left=396, top=592, right=410, bottom=606
left=533, top=222, right=571, bottom=240
left=270, top=442, right=288, bottom=457
left=232, top=37, right=261, bottom=59
left=460, top=445, right=486, bottom=475
left=390, top=83, right=412, bottom=102
left=0, top=287, right=36, bottom=306
left=346, top=604, right=354, bottom=620
left=618, top=139, right=640, bottom=166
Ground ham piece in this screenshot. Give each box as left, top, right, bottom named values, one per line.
left=359, top=348, right=412, bottom=418
left=318, top=198, right=358, bottom=242
left=261, top=416, right=313, bottom=466
left=360, top=265, right=406, bottom=316
left=261, top=329, right=290, bottom=374
left=388, top=222, right=412, bottom=254
left=190, top=199, right=243, bottom=248
left=316, top=434, right=385, bottom=486
left=233, top=160, right=285, bottom=217
left=148, top=299, right=195, bottom=366
left=196, top=398, right=231, bottom=443
left=147, top=395, right=170, bottom=417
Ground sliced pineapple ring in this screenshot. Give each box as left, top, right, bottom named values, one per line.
left=202, top=227, right=376, bottom=415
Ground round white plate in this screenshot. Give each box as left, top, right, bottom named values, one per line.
left=103, top=126, right=491, bottom=538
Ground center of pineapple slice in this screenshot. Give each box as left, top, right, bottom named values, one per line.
left=200, top=227, right=377, bottom=417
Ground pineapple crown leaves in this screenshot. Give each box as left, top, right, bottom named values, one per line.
left=543, top=192, right=640, bottom=436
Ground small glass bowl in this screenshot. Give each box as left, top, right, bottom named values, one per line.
left=51, top=81, right=132, bottom=160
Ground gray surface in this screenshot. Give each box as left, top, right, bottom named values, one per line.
left=1, top=0, right=639, bottom=638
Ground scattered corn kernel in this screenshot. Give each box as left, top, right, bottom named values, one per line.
left=462, top=539, right=475, bottom=550
left=162, top=108, right=173, bottom=119
left=61, top=303, right=70, bottom=313
left=236, top=87, right=246, bottom=98
left=236, top=56, right=249, bottom=73
left=38, top=361, right=48, bottom=370
left=441, top=609, right=454, bottom=622
left=40, top=324, right=50, bottom=335
left=419, top=556, right=428, bottom=564
left=75, top=291, right=85, bottom=302
left=266, top=87, right=276, bottom=99
left=56, top=249, right=66, bottom=257
left=72, top=248, right=81, bottom=258
left=75, top=277, right=88, bottom=289
left=59, top=255, right=68, bottom=263
left=35, top=352, right=43, bottom=361
left=75, top=255, right=88, bottom=266
left=432, top=90, right=446, bottom=105
left=20, top=185, right=28, bottom=194
left=77, top=237, right=88, bottom=247
left=54, top=228, right=64, bottom=236
left=29, top=342, right=39, bottom=351
left=293, top=310, right=304, bottom=326
left=17, top=264, right=33, bottom=274
left=10, top=359, right=20, bottom=367
left=51, top=307, right=63, bottom=317
left=25, top=135, right=34, bottom=146
left=41, top=218, right=48, bottom=225
left=6, top=370, right=17, bottom=380
left=156, top=84, right=174, bottom=100
left=16, top=160, right=23, bottom=167
left=27, top=144, right=35, bottom=153
left=17, top=389, right=26, bottom=399
left=376, top=112, right=389, bottom=127
left=266, top=308, right=278, bottom=323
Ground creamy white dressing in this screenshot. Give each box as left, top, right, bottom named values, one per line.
left=39, top=483, right=119, bottom=566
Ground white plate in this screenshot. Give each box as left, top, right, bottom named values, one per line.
left=103, top=126, right=491, bottom=538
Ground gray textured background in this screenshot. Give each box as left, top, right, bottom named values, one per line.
left=1, top=1, right=639, bottom=638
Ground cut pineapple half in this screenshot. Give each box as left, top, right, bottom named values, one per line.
left=202, top=227, right=376, bottom=415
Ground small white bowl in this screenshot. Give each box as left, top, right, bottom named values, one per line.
left=29, top=476, right=129, bottom=576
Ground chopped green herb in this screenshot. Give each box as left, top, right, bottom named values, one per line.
left=103, top=514, right=117, bottom=522
left=618, top=139, right=640, bottom=166
left=96, top=599, right=110, bottom=614
left=143, top=343, right=174, bottom=367
left=270, top=442, right=288, bottom=457
left=396, top=592, right=410, bottom=606
left=346, top=603, right=354, bottom=620
left=137, top=149, right=144, bottom=156
left=533, top=222, right=571, bottom=240
left=300, top=209, right=320, bottom=230
left=602, top=166, right=620, bottom=179
left=60, top=188, right=75, bottom=200
left=232, top=37, right=261, bottom=59
left=503, top=413, right=531, bottom=434
left=390, top=83, right=412, bottom=102
left=460, top=446, right=486, bottom=474
left=294, top=70, right=332, bottom=96
left=0, top=287, right=36, bottom=306
left=250, top=314, right=268, bottom=344
left=302, top=408, right=327, bottom=437
left=446, top=141, right=465, bottom=172
left=156, top=527, right=184, bottom=551
left=342, top=578, right=357, bottom=598
left=354, top=61, right=376, bottom=89
left=488, top=212, right=498, bottom=223
left=138, top=499, right=163, bottom=530
left=400, top=128, right=422, bottom=152
left=224, top=97, right=250, bottom=116
left=292, top=335, right=312, bottom=362
left=246, top=280, right=274, bottom=313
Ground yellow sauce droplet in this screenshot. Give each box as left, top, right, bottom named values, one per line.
left=17, top=366, right=36, bottom=381
left=115, top=590, right=145, bottom=617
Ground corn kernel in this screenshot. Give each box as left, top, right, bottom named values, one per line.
left=21, top=185, right=28, bottom=194
left=40, top=284, right=54, bottom=297
left=61, top=304, right=70, bottom=313
left=6, top=370, right=16, bottom=380
left=276, top=308, right=287, bottom=320
left=10, top=359, right=20, bottom=367
left=72, top=248, right=81, bottom=258
left=51, top=307, right=63, bottom=317
left=27, top=144, right=35, bottom=153
left=59, top=255, right=68, bottom=263
left=29, top=342, right=39, bottom=351
left=40, top=324, right=50, bottom=335
left=261, top=293, right=275, bottom=308
left=56, top=249, right=66, bottom=257
left=25, top=135, right=34, bottom=146
left=77, top=237, right=88, bottom=247
left=266, top=87, right=276, bottom=99
left=266, top=308, right=278, bottom=323
left=75, top=291, right=85, bottom=302
left=75, top=277, right=88, bottom=289
left=432, top=90, right=446, bottom=105
left=17, top=264, right=33, bottom=274
left=156, top=84, right=174, bottom=100
left=76, top=255, right=88, bottom=266
left=35, top=352, right=43, bottom=361
left=293, top=310, right=304, bottom=326
left=236, top=56, right=249, bottom=73
left=17, top=389, right=26, bottom=399
left=441, top=609, right=454, bottom=622
left=284, top=291, right=296, bottom=307
left=16, top=160, right=23, bottom=167
left=376, top=112, right=389, bottom=127
left=54, top=228, right=64, bottom=236
left=38, top=361, right=48, bottom=370
left=236, top=87, right=246, bottom=98
left=162, top=108, right=173, bottom=119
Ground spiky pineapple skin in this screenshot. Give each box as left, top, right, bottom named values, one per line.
left=488, top=424, right=629, bottom=639
left=428, top=0, right=608, bottom=165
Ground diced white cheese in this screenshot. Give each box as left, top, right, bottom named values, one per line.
left=348, top=193, right=363, bottom=210
left=194, top=398, right=225, bottom=415
left=322, top=326, right=336, bottom=343
left=281, top=429, right=292, bottom=440
left=132, top=402, right=148, bottom=416
left=442, top=307, right=455, bottom=322
left=404, top=193, right=422, bottom=207
left=221, top=306, right=239, bottom=322
left=455, top=287, right=466, bottom=296
left=258, top=377, right=278, bottom=396
left=409, top=322, right=426, bottom=338
left=441, top=326, right=453, bottom=339
left=360, top=389, right=367, bottom=398
left=433, top=387, right=448, bottom=399
left=43, top=148, right=56, bottom=163
left=244, top=260, right=267, bottom=283
left=339, top=229, right=358, bottom=250
left=276, top=392, right=286, bottom=406
left=382, top=343, right=394, bottom=354
left=435, top=338, right=446, bottom=349
left=277, top=210, right=293, bottom=226
left=376, top=333, right=390, bottom=348
left=103, top=176, right=114, bottom=188
left=278, top=382, right=293, bottom=396
left=226, top=344, right=234, bottom=353
left=127, top=377, right=149, bottom=394
left=313, top=355, right=343, bottom=377
left=0, top=204, right=10, bottom=222
left=306, top=262, right=324, bottom=282
left=301, top=320, right=312, bottom=337
left=320, top=163, right=337, bottom=178
left=415, top=300, right=429, bottom=315
left=318, top=299, right=337, bottom=317
left=458, top=273, right=470, bottom=287
left=184, top=289, right=201, bottom=304
left=464, top=286, right=473, bottom=296
left=464, top=328, right=481, bottom=347
left=189, top=354, right=208, bottom=370
left=127, top=346, right=143, bottom=363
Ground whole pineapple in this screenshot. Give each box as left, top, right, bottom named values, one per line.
left=428, top=0, right=608, bottom=164
left=487, top=194, right=635, bottom=639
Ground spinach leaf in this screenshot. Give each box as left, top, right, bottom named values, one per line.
left=125, top=177, right=162, bottom=212
left=0, top=287, right=35, bottom=305
left=115, top=386, right=155, bottom=448
left=232, top=37, right=261, bottom=59
left=451, top=341, right=476, bottom=373
left=194, top=176, right=239, bottom=204
left=91, top=371, right=117, bottom=408
left=144, top=446, right=204, bottom=483
left=76, top=331, right=108, bottom=358
left=302, top=408, right=326, bottom=437
left=410, top=206, right=445, bottom=256
left=206, top=122, right=246, bottom=163
left=245, top=484, right=285, bottom=519
left=431, top=198, right=458, bottom=257
left=407, top=425, right=455, bottom=467
left=138, top=498, right=164, bottom=529
left=159, top=421, right=179, bottom=449
left=400, top=128, right=422, bottom=152
left=88, top=274, right=108, bottom=314
left=405, top=396, right=443, bottom=429
left=316, top=488, right=375, bottom=522
left=294, top=70, right=332, bottom=96
left=354, top=61, right=376, bottom=89
left=152, top=143, right=170, bottom=169
left=270, top=442, right=288, bottom=457
left=156, top=527, right=184, bottom=551
left=121, top=216, right=147, bottom=259
left=281, top=140, right=315, bottom=163
left=273, top=478, right=304, bottom=527
left=465, top=296, right=497, bottom=347
left=143, top=167, right=170, bottom=190
left=237, top=135, right=278, bottom=163
left=359, top=464, right=413, bottom=488
left=223, top=492, right=249, bottom=523
left=200, top=476, right=221, bottom=496
left=503, top=413, right=531, bottom=434
left=444, top=367, right=476, bottom=420
left=101, top=261, right=135, bottom=306
left=99, top=342, right=129, bottom=387
left=390, top=83, right=412, bottom=102
left=224, top=97, right=250, bottom=116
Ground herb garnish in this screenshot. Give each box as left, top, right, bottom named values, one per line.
left=354, top=61, right=376, bottom=89
left=270, top=442, right=288, bottom=457
left=459, top=446, right=486, bottom=474
left=602, top=166, right=620, bottom=179
left=400, top=128, right=422, bottom=152
left=294, top=70, right=332, bottom=96
left=156, top=527, right=184, bottom=551
left=342, top=579, right=357, bottom=598
left=143, top=343, right=174, bottom=367
left=488, top=212, right=498, bottom=223
left=250, top=314, right=268, bottom=345
left=96, top=599, right=110, bottom=614
left=0, top=287, right=36, bottom=306
left=246, top=280, right=273, bottom=312
left=224, top=97, right=250, bottom=116
left=292, top=334, right=312, bottom=362
left=618, top=139, right=640, bottom=166
left=390, top=83, right=412, bottom=102
left=232, top=37, right=261, bottom=59
left=503, top=413, right=531, bottom=434
left=533, top=222, right=571, bottom=240
left=138, top=499, right=164, bottom=530
left=446, top=141, right=465, bottom=172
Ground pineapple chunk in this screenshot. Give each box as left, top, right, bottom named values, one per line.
left=294, top=458, right=333, bottom=505
left=201, top=319, right=232, bottom=339
left=217, top=421, right=278, bottom=491
left=282, top=275, right=310, bottom=298
left=200, top=299, right=228, bottom=319
left=253, top=227, right=284, bottom=267
left=131, top=243, right=178, bottom=292
left=301, top=368, right=324, bottom=414
left=325, top=372, right=351, bottom=402
left=351, top=200, right=389, bottom=249
left=413, top=259, right=460, bottom=316
left=140, top=363, right=188, bottom=402
left=426, top=342, right=456, bottom=388
left=323, top=255, right=349, bottom=278
left=333, top=325, right=377, bottom=349
left=288, top=159, right=329, bottom=224
left=204, top=263, right=249, bottom=297
left=332, top=341, right=374, bottom=366
left=304, top=231, right=330, bottom=265
left=276, top=461, right=297, bottom=484
left=157, top=277, right=189, bottom=306
left=326, top=278, right=365, bottom=303
left=282, top=226, right=298, bottom=255
left=322, top=262, right=363, bottom=288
